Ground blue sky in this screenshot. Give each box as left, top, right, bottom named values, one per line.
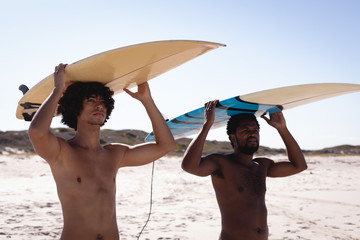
left=1, top=0, right=359, bottom=150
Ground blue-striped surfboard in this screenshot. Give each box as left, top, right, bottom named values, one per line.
left=145, top=83, right=360, bottom=142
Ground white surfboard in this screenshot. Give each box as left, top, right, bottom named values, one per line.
left=145, top=83, right=360, bottom=141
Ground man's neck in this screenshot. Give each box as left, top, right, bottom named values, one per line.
left=232, top=151, right=254, bottom=166
left=70, top=124, right=102, bottom=151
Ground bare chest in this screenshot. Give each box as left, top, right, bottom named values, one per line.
left=212, top=162, right=267, bottom=197
left=51, top=150, right=119, bottom=197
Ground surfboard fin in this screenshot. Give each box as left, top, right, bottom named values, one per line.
left=19, top=84, right=29, bottom=95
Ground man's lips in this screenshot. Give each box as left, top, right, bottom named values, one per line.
left=93, top=111, right=105, bottom=117
left=247, top=137, right=258, bottom=144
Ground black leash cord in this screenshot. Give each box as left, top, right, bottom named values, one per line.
left=137, top=161, right=155, bottom=239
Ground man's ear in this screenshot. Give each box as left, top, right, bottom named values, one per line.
left=229, top=134, right=236, bottom=147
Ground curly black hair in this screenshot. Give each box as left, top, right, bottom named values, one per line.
left=57, top=82, right=114, bottom=130
left=226, top=114, right=260, bottom=145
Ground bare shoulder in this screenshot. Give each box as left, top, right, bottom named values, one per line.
left=206, top=153, right=235, bottom=178
left=253, top=157, right=275, bottom=168
left=183, top=153, right=226, bottom=177
left=103, top=143, right=129, bottom=154
left=203, top=153, right=230, bottom=166
left=204, top=153, right=232, bottom=169
left=205, top=153, right=228, bottom=161
left=41, top=136, right=68, bottom=164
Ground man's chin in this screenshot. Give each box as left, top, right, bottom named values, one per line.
left=89, top=120, right=105, bottom=127
left=239, top=146, right=259, bottom=155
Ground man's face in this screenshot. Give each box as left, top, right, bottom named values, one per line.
left=78, top=94, right=107, bottom=126
left=231, top=120, right=260, bottom=155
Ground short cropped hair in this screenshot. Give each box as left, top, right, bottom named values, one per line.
left=57, top=82, right=114, bottom=130
left=226, top=114, right=260, bottom=141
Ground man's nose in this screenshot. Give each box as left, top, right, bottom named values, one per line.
left=249, top=130, right=258, bottom=136
left=95, top=102, right=104, bottom=110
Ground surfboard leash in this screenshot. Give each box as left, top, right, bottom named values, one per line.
left=136, top=161, right=155, bottom=239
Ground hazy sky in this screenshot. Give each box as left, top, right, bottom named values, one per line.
left=1, top=0, right=359, bottom=150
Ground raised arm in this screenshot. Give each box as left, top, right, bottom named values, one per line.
left=181, top=100, right=220, bottom=177
left=261, top=111, right=307, bottom=177
left=118, top=82, right=176, bottom=167
left=28, top=64, right=67, bottom=163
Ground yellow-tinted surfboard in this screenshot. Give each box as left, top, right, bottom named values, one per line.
left=16, top=40, right=225, bottom=121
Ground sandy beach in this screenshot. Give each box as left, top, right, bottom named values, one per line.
left=0, top=154, right=359, bottom=240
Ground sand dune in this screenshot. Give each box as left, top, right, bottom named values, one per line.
left=0, top=155, right=359, bottom=239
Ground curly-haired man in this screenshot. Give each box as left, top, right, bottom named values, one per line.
left=29, top=63, right=176, bottom=239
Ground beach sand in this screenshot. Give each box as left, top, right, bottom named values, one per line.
left=0, top=154, right=359, bottom=239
